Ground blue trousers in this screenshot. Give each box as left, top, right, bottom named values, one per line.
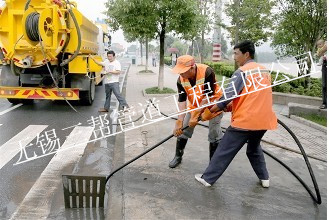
left=104, top=82, right=128, bottom=110
left=202, top=126, right=269, bottom=184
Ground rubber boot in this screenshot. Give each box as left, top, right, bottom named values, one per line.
left=209, top=142, right=219, bottom=160
left=169, top=138, right=188, bottom=168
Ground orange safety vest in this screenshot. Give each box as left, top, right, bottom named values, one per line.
left=231, top=61, right=277, bottom=130
left=180, top=64, right=222, bottom=120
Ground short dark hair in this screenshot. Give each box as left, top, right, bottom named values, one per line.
left=107, top=50, right=115, bottom=56
left=234, top=40, right=255, bottom=59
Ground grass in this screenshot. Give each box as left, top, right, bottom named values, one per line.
left=296, top=113, right=327, bottom=127
left=215, top=74, right=224, bottom=82
left=145, top=87, right=176, bottom=94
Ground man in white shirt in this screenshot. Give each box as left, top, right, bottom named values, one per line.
left=90, top=50, right=129, bottom=112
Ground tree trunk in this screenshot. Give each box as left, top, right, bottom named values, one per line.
left=234, top=0, right=240, bottom=70
left=158, top=28, right=165, bottom=91
left=200, top=0, right=207, bottom=63
left=140, top=41, right=143, bottom=65
left=201, top=32, right=205, bottom=63
left=145, top=38, right=149, bottom=71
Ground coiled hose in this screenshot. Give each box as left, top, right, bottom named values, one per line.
left=25, top=12, right=40, bottom=42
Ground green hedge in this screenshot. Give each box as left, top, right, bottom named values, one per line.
left=270, top=72, right=322, bottom=97
left=204, top=61, right=322, bottom=98
left=164, top=56, right=172, bottom=66
left=145, top=87, right=176, bottom=94
left=204, top=62, right=235, bottom=78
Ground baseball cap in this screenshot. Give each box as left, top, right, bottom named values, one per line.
left=172, top=55, right=195, bottom=74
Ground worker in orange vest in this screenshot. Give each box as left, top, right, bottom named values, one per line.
left=195, top=40, right=277, bottom=188
left=170, top=55, right=224, bottom=168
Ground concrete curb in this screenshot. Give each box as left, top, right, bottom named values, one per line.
left=105, top=63, right=130, bottom=220
left=273, top=92, right=322, bottom=106
left=288, top=102, right=327, bottom=118
left=290, top=115, right=327, bottom=133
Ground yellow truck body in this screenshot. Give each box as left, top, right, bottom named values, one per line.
left=0, top=0, right=108, bottom=105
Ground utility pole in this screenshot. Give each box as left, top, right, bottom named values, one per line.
left=212, top=0, right=222, bottom=62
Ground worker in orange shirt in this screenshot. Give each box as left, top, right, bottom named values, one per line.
left=169, top=55, right=224, bottom=168
left=195, top=40, right=277, bottom=188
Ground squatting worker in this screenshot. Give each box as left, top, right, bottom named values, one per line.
left=195, top=40, right=277, bottom=188
left=169, top=55, right=224, bottom=168
left=90, top=50, right=129, bottom=112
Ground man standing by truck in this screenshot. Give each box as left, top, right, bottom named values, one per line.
left=90, top=50, right=129, bottom=112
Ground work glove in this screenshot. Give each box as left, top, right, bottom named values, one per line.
left=189, top=109, right=202, bottom=128
left=201, top=108, right=213, bottom=121
left=173, top=120, right=183, bottom=137
left=201, top=108, right=223, bottom=121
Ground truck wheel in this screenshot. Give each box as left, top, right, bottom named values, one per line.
left=7, top=98, right=33, bottom=105
left=79, top=78, right=95, bottom=105
left=7, top=98, right=22, bottom=104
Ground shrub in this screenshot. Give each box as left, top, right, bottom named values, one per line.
left=305, top=83, right=322, bottom=97
left=272, top=83, right=292, bottom=93
left=220, top=65, right=235, bottom=78
left=203, top=62, right=322, bottom=98
left=164, top=57, right=172, bottom=66
left=204, top=62, right=222, bottom=75
left=291, top=86, right=305, bottom=95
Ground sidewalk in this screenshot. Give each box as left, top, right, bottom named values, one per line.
left=107, top=60, right=327, bottom=219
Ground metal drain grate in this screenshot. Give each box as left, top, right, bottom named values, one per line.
left=62, top=175, right=106, bottom=208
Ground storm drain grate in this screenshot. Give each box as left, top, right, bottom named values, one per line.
left=62, top=175, right=106, bottom=208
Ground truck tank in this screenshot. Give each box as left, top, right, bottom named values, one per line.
left=0, top=0, right=105, bottom=105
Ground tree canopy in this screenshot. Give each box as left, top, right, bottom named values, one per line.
left=106, top=0, right=204, bottom=89
left=224, top=0, right=274, bottom=46
left=271, top=0, right=327, bottom=57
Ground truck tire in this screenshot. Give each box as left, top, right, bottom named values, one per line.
left=7, top=98, right=22, bottom=104
left=79, top=78, right=95, bottom=105
left=7, top=98, right=33, bottom=105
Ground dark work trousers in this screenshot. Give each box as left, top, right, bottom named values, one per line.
left=202, top=126, right=269, bottom=185
left=104, top=82, right=128, bottom=110
left=322, top=59, right=327, bottom=106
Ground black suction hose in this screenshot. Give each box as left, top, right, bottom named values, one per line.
left=60, top=0, right=81, bottom=67
left=25, top=0, right=32, bottom=10
left=275, top=119, right=321, bottom=204
left=103, top=99, right=321, bottom=204
left=148, top=100, right=321, bottom=204
left=105, top=126, right=189, bottom=184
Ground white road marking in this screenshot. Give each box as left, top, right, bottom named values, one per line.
left=0, top=124, right=2, bottom=127
left=0, top=125, right=48, bottom=170
left=0, top=104, right=23, bottom=116
left=10, top=126, right=94, bottom=220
